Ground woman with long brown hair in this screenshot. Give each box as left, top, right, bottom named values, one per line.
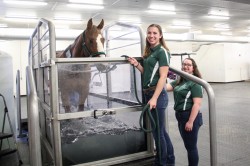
left=128, top=24, right=175, bottom=166
left=167, top=58, right=203, bottom=166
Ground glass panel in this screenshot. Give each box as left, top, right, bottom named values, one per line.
left=57, top=62, right=142, bottom=114
left=39, top=23, right=49, bottom=38
left=43, top=67, right=50, bottom=105
left=60, top=111, right=147, bottom=165
left=41, top=44, right=50, bottom=63
left=32, top=33, right=38, bottom=46
left=45, top=111, right=53, bottom=146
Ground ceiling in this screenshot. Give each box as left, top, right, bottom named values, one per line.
left=1, top=0, right=250, bottom=41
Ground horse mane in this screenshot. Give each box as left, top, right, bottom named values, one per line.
left=71, top=33, right=84, bottom=58
left=56, top=34, right=82, bottom=58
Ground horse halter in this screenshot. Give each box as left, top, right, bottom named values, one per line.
left=82, top=31, right=106, bottom=57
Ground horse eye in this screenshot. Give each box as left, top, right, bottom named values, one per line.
left=89, top=40, right=93, bottom=44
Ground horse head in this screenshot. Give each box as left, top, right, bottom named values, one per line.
left=71, top=18, right=106, bottom=58
left=57, top=18, right=112, bottom=113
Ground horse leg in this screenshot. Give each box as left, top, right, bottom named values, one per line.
left=63, top=105, right=71, bottom=113
left=78, top=86, right=89, bottom=112
left=78, top=104, right=85, bottom=112
left=60, top=89, right=71, bottom=113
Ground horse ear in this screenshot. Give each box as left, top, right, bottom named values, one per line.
left=97, top=19, right=104, bottom=29
left=87, top=18, right=93, bottom=30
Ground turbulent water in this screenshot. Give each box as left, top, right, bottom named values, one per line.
left=60, top=115, right=140, bottom=144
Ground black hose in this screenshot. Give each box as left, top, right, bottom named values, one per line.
left=123, top=56, right=162, bottom=164
left=139, top=104, right=162, bottom=165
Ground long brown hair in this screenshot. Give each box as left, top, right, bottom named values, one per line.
left=143, top=24, right=169, bottom=58
left=176, top=58, right=202, bottom=85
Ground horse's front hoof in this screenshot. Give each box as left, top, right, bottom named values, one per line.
left=64, top=106, right=71, bottom=113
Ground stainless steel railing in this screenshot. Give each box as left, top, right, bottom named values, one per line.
left=170, top=66, right=217, bottom=166
left=26, top=66, right=42, bottom=166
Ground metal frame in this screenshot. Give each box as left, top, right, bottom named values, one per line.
left=27, top=19, right=155, bottom=166
left=26, top=18, right=217, bottom=166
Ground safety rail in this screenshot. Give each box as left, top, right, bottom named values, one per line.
left=16, top=70, right=22, bottom=137
left=169, top=66, right=217, bottom=166
left=103, top=21, right=146, bottom=56
left=26, top=66, right=42, bottom=166
left=28, top=18, right=57, bottom=165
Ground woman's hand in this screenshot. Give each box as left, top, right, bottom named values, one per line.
left=185, top=121, right=194, bottom=132
left=127, top=57, right=139, bottom=67
left=148, top=97, right=157, bottom=111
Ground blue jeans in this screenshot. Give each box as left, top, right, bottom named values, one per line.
left=175, top=111, right=203, bottom=166
left=144, top=90, right=175, bottom=166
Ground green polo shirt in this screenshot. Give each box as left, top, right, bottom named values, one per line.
left=170, top=79, right=203, bottom=112
left=143, top=44, right=170, bottom=89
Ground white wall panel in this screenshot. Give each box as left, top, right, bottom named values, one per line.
left=0, top=40, right=28, bottom=96
left=195, top=44, right=225, bottom=82
left=0, top=51, right=15, bottom=131
left=195, top=43, right=250, bottom=82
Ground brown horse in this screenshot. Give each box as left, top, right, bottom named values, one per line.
left=57, top=18, right=105, bottom=113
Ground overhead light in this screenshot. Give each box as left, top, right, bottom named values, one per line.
left=173, top=20, right=191, bottom=26
left=67, top=4, right=104, bottom=9
left=54, top=25, right=70, bottom=29
left=221, top=32, right=232, bottom=36
left=54, top=16, right=82, bottom=21
left=4, top=15, right=38, bottom=22
left=162, top=32, right=192, bottom=41
left=149, top=5, right=175, bottom=11
left=213, top=27, right=231, bottom=31
left=207, top=15, right=230, bottom=20
left=68, top=0, right=103, bottom=5
left=208, top=9, right=230, bottom=20
left=209, top=10, right=229, bottom=17
left=3, top=0, right=47, bottom=6
left=149, top=4, right=175, bottom=11
left=169, top=25, right=192, bottom=29
left=53, top=20, right=83, bottom=25
left=213, top=23, right=230, bottom=31
left=4, top=18, right=38, bottom=22
left=5, top=15, right=37, bottom=19
left=170, top=20, right=192, bottom=29
left=190, top=30, right=202, bottom=34
left=147, top=1, right=176, bottom=15
left=5, top=14, right=38, bottom=22
left=146, top=10, right=176, bottom=15
left=0, top=24, right=8, bottom=28
left=118, top=17, right=142, bottom=26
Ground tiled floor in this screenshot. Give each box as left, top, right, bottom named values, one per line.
left=1, top=81, right=250, bottom=166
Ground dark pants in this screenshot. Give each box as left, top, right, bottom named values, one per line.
left=175, top=111, right=203, bottom=166
left=144, top=90, right=175, bottom=166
